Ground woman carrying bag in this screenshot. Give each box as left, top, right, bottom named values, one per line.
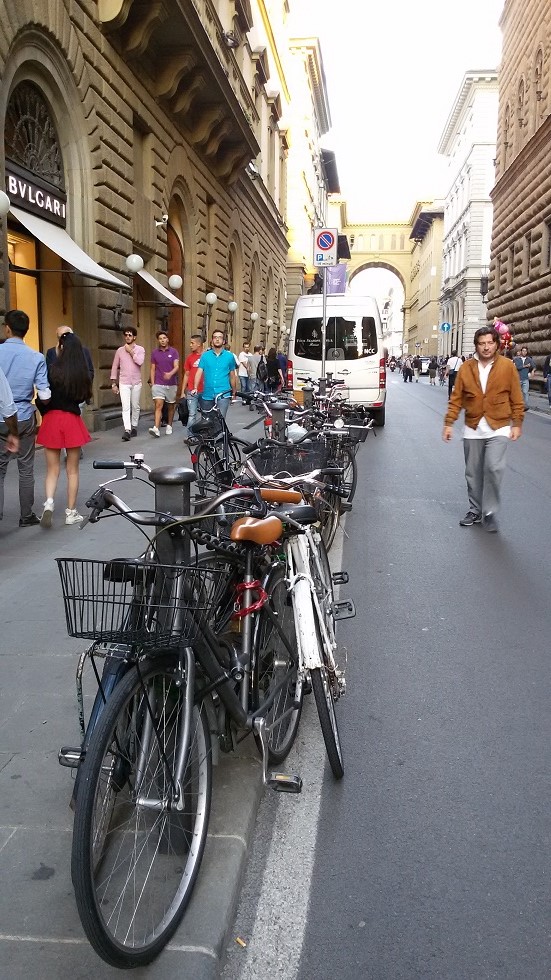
left=36, top=332, right=92, bottom=527
left=266, top=347, right=285, bottom=393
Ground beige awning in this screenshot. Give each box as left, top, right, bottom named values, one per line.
left=136, top=268, right=188, bottom=307
left=10, top=206, right=127, bottom=287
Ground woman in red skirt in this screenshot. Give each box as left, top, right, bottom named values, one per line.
left=36, top=332, right=92, bottom=527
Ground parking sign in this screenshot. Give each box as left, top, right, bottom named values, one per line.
left=313, top=228, right=338, bottom=267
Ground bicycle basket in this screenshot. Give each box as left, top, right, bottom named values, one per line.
left=190, top=414, right=223, bottom=439
left=253, top=440, right=329, bottom=478
left=56, top=558, right=225, bottom=650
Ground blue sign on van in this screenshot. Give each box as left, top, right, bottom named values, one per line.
left=440, top=321, right=451, bottom=332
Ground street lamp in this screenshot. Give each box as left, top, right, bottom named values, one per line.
left=249, top=310, right=258, bottom=341
left=203, top=291, right=217, bottom=339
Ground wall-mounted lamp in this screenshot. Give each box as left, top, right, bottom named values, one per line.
left=125, top=253, right=144, bottom=274
left=265, top=318, right=273, bottom=346
left=221, top=30, right=239, bottom=48
left=203, top=291, right=217, bottom=338
left=480, top=269, right=489, bottom=304
left=0, top=190, right=10, bottom=217
left=168, top=274, right=183, bottom=291
left=226, top=300, right=238, bottom=340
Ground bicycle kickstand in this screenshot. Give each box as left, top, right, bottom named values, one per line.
left=253, top=716, right=303, bottom=794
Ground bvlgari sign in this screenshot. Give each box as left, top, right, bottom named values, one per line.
left=5, top=162, right=67, bottom=228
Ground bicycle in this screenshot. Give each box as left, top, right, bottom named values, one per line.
left=188, top=390, right=253, bottom=491
left=58, top=454, right=336, bottom=967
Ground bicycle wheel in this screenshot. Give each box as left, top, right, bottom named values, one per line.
left=196, top=444, right=219, bottom=487
left=309, top=530, right=334, bottom=629
left=336, top=446, right=357, bottom=503
left=318, top=489, right=340, bottom=552
left=310, top=607, right=344, bottom=779
left=252, top=563, right=303, bottom=765
left=71, top=654, right=212, bottom=968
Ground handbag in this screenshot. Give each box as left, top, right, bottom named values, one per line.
left=176, top=397, right=189, bottom=426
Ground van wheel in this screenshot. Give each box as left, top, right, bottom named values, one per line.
left=371, top=406, right=385, bottom=427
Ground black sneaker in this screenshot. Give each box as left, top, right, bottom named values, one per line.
left=122, top=431, right=131, bottom=441
left=19, top=513, right=40, bottom=527
left=130, top=427, right=137, bottom=437
left=459, top=511, right=482, bottom=526
left=483, top=513, right=498, bottom=533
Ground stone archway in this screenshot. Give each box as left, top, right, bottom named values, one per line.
left=343, top=222, right=413, bottom=341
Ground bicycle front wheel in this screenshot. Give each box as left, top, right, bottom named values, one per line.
left=311, top=605, right=344, bottom=779
left=71, top=654, right=212, bottom=968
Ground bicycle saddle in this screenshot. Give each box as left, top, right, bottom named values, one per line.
left=273, top=503, right=319, bottom=525
left=230, top=515, right=283, bottom=544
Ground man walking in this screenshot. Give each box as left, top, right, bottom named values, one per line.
left=445, top=350, right=463, bottom=398
left=402, top=354, right=413, bottom=382
left=110, top=327, right=145, bottom=440
left=180, top=334, right=204, bottom=435
left=442, top=326, right=524, bottom=533
left=0, top=309, right=51, bottom=527
left=191, top=328, right=237, bottom=418
left=0, top=365, right=19, bottom=454
left=412, top=354, right=421, bottom=382
left=149, top=330, right=179, bottom=437
left=237, top=341, right=252, bottom=403
left=513, top=346, right=535, bottom=409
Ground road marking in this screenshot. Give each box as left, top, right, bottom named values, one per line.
left=228, top=530, right=345, bottom=980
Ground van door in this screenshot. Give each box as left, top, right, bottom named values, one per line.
left=294, top=313, right=380, bottom=398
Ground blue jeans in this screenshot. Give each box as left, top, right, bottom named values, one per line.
left=239, top=376, right=251, bottom=397
left=199, top=395, right=231, bottom=419
left=186, top=392, right=200, bottom=434
left=520, top=378, right=529, bottom=408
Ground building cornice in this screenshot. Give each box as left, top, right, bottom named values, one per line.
left=438, top=70, right=499, bottom=155
left=289, top=36, right=331, bottom=134
left=492, top=114, right=551, bottom=202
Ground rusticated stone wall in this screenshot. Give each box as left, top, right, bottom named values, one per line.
left=490, top=0, right=551, bottom=364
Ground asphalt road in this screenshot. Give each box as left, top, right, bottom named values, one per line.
left=222, top=376, right=551, bottom=980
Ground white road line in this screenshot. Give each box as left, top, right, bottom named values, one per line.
left=230, top=530, right=345, bottom=980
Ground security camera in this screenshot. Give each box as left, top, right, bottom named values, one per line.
left=155, top=214, right=169, bottom=227
left=246, top=162, right=260, bottom=180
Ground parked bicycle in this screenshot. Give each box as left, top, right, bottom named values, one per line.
left=57, top=451, right=354, bottom=967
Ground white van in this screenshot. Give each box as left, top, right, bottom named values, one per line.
left=287, top=293, right=387, bottom=426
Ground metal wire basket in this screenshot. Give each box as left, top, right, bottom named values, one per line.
left=253, top=439, right=329, bottom=477
left=56, top=558, right=225, bottom=650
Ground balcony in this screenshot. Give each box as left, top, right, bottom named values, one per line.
left=99, top=0, right=260, bottom=181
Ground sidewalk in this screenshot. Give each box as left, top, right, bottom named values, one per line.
left=0, top=400, right=267, bottom=979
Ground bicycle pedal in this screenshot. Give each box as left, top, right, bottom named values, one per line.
left=58, top=746, right=83, bottom=768
left=267, top=772, right=303, bottom=794
left=331, top=598, right=356, bottom=621
left=332, top=570, right=349, bottom=586
left=339, top=501, right=353, bottom=513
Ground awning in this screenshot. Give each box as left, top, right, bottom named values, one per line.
left=9, top=206, right=127, bottom=287
left=136, top=268, right=188, bottom=307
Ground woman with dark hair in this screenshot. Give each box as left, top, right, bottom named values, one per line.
left=266, top=347, right=284, bottom=393
left=36, top=332, right=92, bottom=527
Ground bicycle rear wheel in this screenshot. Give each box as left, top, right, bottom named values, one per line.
left=71, top=654, right=211, bottom=968
left=253, top=563, right=303, bottom=764
left=318, top=489, right=340, bottom=552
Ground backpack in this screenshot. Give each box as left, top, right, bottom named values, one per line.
left=256, top=356, right=268, bottom=383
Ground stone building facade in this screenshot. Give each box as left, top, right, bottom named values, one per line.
left=0, top=0, right=334, bottom=428
left=407, top=202, right=444, bottom=358
left=489, top=0, right=551, bottom=364
left=438, top=72, right=498, bottom=358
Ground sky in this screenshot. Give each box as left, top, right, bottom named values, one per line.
left=295, top=0, right=504, bottom=222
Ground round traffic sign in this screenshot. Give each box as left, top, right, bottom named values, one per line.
left=440, top=321, right=451, bottom=333
left=316, top=230, right=335, bottom=251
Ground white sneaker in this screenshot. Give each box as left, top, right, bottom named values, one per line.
left=40, top=498, right=54, bottom=528
left=149, top=426, right=160, bottom=437
left=65, top=508, right=83, bottom=525
left=165, top=425, right=173, bottom=435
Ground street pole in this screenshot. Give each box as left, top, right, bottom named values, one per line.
left=320, top=265, right=327, bottom=395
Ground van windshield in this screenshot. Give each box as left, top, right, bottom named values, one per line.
left=295, top=316, right=378, bottom=361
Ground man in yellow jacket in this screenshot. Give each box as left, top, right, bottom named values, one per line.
left=442, top=326, right=524, bottom=533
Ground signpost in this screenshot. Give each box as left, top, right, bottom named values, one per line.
left=313, top=228, right=338, bottom=389
left=440, top=321, right=451, bottom=333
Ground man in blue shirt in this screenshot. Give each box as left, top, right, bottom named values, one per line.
left=0, top=365, right=19, bottom=454
left=191, top=329, right=237, bottom=418
left=0, top=310, right=51, bottom=526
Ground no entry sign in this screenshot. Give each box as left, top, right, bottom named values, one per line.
left=313, top=227, right=338, bottom=267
